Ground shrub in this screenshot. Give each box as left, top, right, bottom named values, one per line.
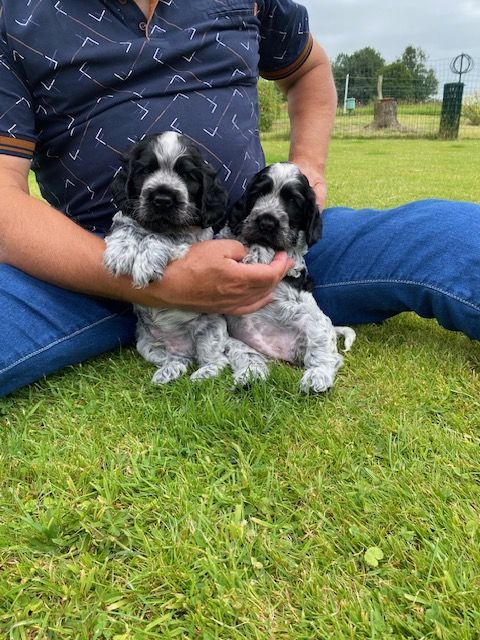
left=463, top=92, right=480, bottom=126
left=258, top=78, right=283, bottom=132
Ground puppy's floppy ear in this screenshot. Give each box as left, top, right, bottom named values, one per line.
left=301, top=175, right=322, bottom=246
left=110, top=162, right=131, bottom=214
left=227, top=193, right=248, bottom=237
left=110, top=141, right=146, bottom=216
left=227, top=167, right=271, bottom=236
left=200, top=162, right=229, bottom=232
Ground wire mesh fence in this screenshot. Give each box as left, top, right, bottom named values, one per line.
left=263, top=56, right=480, bottom=140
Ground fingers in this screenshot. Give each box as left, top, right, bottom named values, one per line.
left=214, top=239, right=248, bottom=261
left=235, top=251, right=294, bottom=286
left=222, top=253, right=293, bottom=315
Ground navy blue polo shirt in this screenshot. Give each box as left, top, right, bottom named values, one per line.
left=0, top=0, right=312, bottom=231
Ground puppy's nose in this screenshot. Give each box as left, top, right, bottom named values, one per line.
left=153, top=193, right=173, bottom=209
left=258, top=215, right=278, bottom=233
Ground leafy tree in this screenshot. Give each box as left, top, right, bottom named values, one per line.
left=332, top=47, right=385, bottom=103
left=380, top=62, right=415, bottom=101
left=332, top=45, right=438, bottom=104
left=257, top=78, right=283, bottom=132
left=400, top=46, right=438, bottom=100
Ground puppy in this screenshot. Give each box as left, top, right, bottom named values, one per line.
left=223, top=162, right=356, bottom=393
left=103, top=131, right=230, bottom=384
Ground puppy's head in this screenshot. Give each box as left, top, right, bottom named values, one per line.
left=111, top=132, right=227, bottom=233
left=228, top=163, right=322, bottom=250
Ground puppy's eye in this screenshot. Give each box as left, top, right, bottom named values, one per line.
left=253, top=185, right=270, bottom=198
left=286, top=194, right=302, bottom=205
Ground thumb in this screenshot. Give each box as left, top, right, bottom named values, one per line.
left=214, top=239, right=248, bottom=262
left=270, top=251, right=295, bottom=277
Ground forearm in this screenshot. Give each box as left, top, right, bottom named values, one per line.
left=0, top=185, right=147, bottom=304
left=276, top=40, right=337, bottom=206
left=0, top=184, right=292, bottom=315
left=286, top=48, right=337, bottom=171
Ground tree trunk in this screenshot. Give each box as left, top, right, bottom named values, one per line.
left=371, top=98, right=402, bottom=129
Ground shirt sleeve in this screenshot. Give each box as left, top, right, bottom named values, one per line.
left=258, top=0, right=313, bottom=80
left=0, top=13, right=36, bottom=159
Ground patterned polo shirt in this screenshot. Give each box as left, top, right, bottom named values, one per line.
left=0, top=0, right=312, bottom=231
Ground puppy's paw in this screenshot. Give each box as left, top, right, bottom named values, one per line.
left=233, top=361, right=269, bottom=387
left=151, top=361, right=188, bottom=384
left=243, top=244, right=275, bottom=266
left=300, top=367, right=335, bottom=394
left=131, top=260, right=165, bottom=288
left=103, top=239, right=137, bottom=276
left=190, top=358, right=228, bottom=381
left=131, top=237, right=171, bottom=287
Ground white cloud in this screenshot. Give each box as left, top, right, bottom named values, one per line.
left=301, top=0, right=480, bottom=64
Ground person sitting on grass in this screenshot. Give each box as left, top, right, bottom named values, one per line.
left=0, top=0, right=479, bottom=397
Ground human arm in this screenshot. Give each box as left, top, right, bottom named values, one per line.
left=276, top=39, right=337, bottom=209
left=0, top=155, right=292, bottom=315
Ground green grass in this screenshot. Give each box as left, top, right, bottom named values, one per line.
left=3, top=139, right=480, bottom=639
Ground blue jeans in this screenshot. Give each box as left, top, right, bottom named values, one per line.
left=1, top=199, right=479, bottom=396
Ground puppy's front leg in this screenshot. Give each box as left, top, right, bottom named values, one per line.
left=131, top=237, right=189, bottom=288
left=103, top=216, right=146, bottom=277
left=189, top=316, right=230, bottom=381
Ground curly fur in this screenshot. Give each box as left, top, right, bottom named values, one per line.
left=223, top=162, right=356, bottom=393
left=103, top=132, right=230, bottom=384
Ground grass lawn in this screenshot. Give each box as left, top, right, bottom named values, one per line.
left=2, top=139, right=480, bottom=639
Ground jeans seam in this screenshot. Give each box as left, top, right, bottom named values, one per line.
left=313, top=279, right=480, bottom=312
left=0, top=311, right=127, bottom=376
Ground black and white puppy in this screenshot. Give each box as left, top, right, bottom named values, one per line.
left=103, top=131, right=230, bottom=384
left=222, top=162, right=356, bottom=393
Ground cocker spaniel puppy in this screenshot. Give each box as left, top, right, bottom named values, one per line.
left=103, top=132, right=230, bottom=384
left=222, top=162, right=356, bottom=393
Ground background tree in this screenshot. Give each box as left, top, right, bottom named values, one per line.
left=400, top=46, right=438, bottom=101
left=380, top=61, right=415, bottom=101
left=332, top=47, right=385, bottom=103
left=332, top=45, right=439, bottom=105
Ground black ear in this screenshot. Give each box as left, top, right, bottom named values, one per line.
left=301, top=177, right=322, bottom=246
left=227, top=193, right=248, bottom=237
left=110, top=163, right=131, bottom=214
left=111, top=137, right=155, bottom=215
left=201, top=163, right=228, bottom=232
left=227, top=168, right=271, bottom=236
left=110, top=142, right=145, bottom=215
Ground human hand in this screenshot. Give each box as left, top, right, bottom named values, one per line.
left=132, top=239, right=294, bottom=315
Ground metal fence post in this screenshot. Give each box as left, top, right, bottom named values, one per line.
left=439, top=82, right=464, bottom=139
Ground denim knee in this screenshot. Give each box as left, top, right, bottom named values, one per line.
left=0, top=264, right=136, bottom=396
left=306, top=199, right=480, bottom=340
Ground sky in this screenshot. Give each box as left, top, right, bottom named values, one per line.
left=301, top=0, right=480, bottom=71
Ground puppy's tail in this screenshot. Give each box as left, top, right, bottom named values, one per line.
left=334, top=326, right=356, bottom=352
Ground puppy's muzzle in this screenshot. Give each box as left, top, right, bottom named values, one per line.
left=257, top=214, right=278, bottom=233
left=245, top=212, right=289, bottom=249
left=147, top=186, right=178, bottom=213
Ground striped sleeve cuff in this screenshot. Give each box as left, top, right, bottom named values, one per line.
left=0, top=135, right=35, bottom=159
left=260, top=33, right=313, bottom=81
